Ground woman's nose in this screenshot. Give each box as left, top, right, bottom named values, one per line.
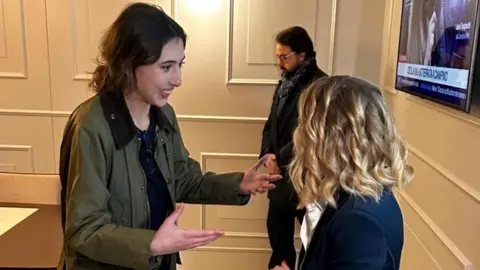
left=170, top=71, right=182, bottom=87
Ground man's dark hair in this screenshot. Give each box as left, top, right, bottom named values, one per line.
left=89, top=2, right=187, bottom=93
left=276, top=26, right=315, bottom=57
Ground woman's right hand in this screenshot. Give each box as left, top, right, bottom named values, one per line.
left=149, top=203, right=224, bottom=256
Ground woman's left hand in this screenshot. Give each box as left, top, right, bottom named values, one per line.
left=271, top=261, right=291, bottom=270
left=239, top=155, right=282, bottom=195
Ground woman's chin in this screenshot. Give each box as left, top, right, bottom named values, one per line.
left=154, top=98, right=169, bottom=107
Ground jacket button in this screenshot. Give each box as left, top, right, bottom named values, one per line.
left=141, top=186, right=145, bottom=190
left=166, top=178, right=171, bottom=184
left=110, top=114, right=115, bottom=120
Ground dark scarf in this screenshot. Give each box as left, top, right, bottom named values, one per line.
left=276, top=57, right=317, bottom=116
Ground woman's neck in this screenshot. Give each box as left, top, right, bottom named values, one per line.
left=124, top=92, right=151, bottom=131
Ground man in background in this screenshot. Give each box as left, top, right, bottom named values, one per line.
left=260, top=26, right=328, bottom=270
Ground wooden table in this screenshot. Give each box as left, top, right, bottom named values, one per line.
left=0, top=203, right=62, bottom=269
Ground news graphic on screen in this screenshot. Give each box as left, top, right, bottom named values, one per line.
left=395, top=0, right=479, bottom=111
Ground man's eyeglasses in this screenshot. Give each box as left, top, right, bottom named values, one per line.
left=276, top=52, right=295, bottom=62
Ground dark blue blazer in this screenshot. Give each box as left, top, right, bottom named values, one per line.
left=298, top=190, right=404, bottom=270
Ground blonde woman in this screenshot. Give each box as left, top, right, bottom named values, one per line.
left=271, top=76, right=414, bottom=270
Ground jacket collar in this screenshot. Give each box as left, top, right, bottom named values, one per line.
left=99, top=91, right=176, bottom=149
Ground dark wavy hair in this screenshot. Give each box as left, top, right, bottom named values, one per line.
left=276, top=26, right=315, bottom=58
left=89, top=3, right=187, bottom=93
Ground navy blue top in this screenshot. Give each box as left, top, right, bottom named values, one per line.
left=138, top=119, right=170, bottom=230
left=298, top=191, right=404, bottom=270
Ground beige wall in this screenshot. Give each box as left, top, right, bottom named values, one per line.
left=0, top=0, right=335, bottom=269
left=338, top=0, right=478, bottom=269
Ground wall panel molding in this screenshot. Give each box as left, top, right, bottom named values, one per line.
left=195, top=245, right=300, bottom=253
left=0, top=164, right=16, bottom=172
left=0, top=144, right=34, bottom=173
left=196, top=246, right=271, bottom=253
left=0, top=0, right=28, bottom=79
left=0, top=109, right=70, bottom=117
left=399, top=191, right=472, bottom=269
left=327, top=0, right=337, bottom=75
left=0, top=109, right=268, bottom=123
left=402, top=221, right=442, bottom=269
left=224, top=231, right=300, bottom=239
left=407, top=144, right=480, bottom=203
left=200, top=152, right=300, bottom=241
left=200, top=152, right=259, bottom=230
left=378, top=0, right=396, bottom=94
left=403, top=93, right=480, bottom=128
left=226, top=0, right=319, bottom=85
left=225, top=0, right=278, bottom=85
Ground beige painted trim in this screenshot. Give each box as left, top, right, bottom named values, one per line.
left=0, top=72, right=27, bottom=79
left=73, top=74, right=91, bottom=81
left=225, top=0, right=278, bottom=86
left=195, top=246, right=272, bottom=253
left=402, top=221, right=442, bottom=268
left=327, top=0, right=337, bottom=75
left=408, top=144, right=480, bottom=203
left=200, top=152, right=259, bottom=164
left=195, top=246, right=300, bottom=254
left=199, top=152, right=259, bottom=230
left=379, top=0, right=396, bottom=94
left=0, top=144, right=34, bottom=172
left=0, top=109, right=268, bottom=123
left=404, top=93, right=480, bottom=127
left=0, top=109, right=70, bottom=117
left=224, top=231, right=300, bottom=239
left=227, top=78, right=278, bottom=85
left=0, top=0, right=28, bottom=79
left=383, top=88, right=398, bottom=96
left=169, top=0, right=177, bottom=19
left=225, top=0, right=234, bottom=85
left=198, top=153, right=301, bottom=240
left=398, top=191, right=472, bottom=268
left=177, top=114, right=267, bottom=123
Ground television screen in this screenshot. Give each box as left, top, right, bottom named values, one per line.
left=395, top=0, right=479, bottom=111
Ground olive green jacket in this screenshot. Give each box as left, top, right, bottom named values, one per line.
left=57, top=92, right=250, bottom=270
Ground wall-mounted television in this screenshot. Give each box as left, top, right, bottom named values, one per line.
left=395, top=0, right=480, bottom=113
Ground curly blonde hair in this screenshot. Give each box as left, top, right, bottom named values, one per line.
left=289, top=76, right=414, bottom=208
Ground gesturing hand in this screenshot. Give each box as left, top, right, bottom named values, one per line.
left=271, top=261, right=291, bottom=270
left=264, top=153, right=281, bottom=175
left=239, top=154, right=282, bottom=195
left=149, top=204, right=223, bottom=256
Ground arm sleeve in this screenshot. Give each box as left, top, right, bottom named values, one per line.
left=326, top=210, right=387, bottom=270
left=64, top=126, right=159, bottom=270
left=260, top=83, right=280, bottom=158
left=276, top=141, right=293, bottom=173
left=260, top=114, right=273, bottom=158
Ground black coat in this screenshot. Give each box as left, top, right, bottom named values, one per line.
left=260, top=64, right=327, bottom=206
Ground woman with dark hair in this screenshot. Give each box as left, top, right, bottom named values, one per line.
left=58, top=3, right=281, bottom=270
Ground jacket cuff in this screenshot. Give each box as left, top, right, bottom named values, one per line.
left=234, top=172, right=251, bottom=205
